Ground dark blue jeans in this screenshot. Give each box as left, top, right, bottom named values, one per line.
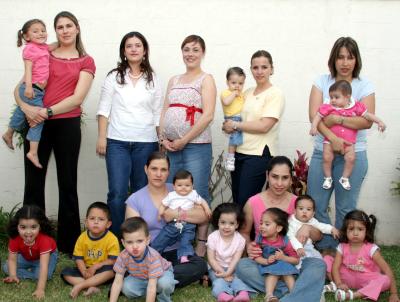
left=231, top=145, right=272, bottom=208
left=105, top=139, right=158, bottom=235
left=151, top=222, right=196, bottom=260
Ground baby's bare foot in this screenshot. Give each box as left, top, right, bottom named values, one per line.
left=2, top=133, right=14, bottom=150
left=83, top=287, right=100, bottom=297
left=27, top=152, right=42, bottom=168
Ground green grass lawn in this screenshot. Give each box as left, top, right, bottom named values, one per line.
left=0, top=246, right=399, bottom=302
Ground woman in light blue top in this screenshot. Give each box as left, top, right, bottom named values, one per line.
left=307, top=37, right=376, bottom=250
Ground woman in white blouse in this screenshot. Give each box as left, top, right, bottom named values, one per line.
left=96, top=32, right=163, bottom=235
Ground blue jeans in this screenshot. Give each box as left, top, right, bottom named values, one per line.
left=236, top=257, right=326, bottom=301
left=122, top=268, right=175, bottom=302
left=167, top=143, right=212, bottom=204
left=2, top=251, right=58, bottom=280
left=307, top=149, right=368, bottom=249
left=225, top=115, right=243, bottom=146
left=209, top=267, right=254, bottom=298
left=106, top=139, right=158, bottom=236
left=9, top=84, right=44, bottom=141
left=152, top=222, right=196, bottom=259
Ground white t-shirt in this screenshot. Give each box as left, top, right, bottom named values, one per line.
left=161, top=190, right=202, bottom=210
left=97, top=70, right=163, bottom=142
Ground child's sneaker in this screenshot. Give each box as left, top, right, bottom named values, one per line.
left=225, top=156, right=235, bottom=171
left=322, top=177, right=333, bottom=189
left=339, top=177, right=351, bottom=190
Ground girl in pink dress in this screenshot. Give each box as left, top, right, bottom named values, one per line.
left=324, top=210, right=399, bottom=302
left=310, top=80, right=386, bottom=191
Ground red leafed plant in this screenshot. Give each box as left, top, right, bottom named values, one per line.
left=292, top=150, right=309, bottom=195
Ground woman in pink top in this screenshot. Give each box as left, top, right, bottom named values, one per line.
left=14, top=11, right=96, bottom=255
left=236, top=156, right=326, bottom=302
left=159, top=35, right=216, bottom=257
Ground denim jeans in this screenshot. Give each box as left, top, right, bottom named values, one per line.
left=208, top=267, right=254, bottom=298
left=152, top=222, right=196, bottom=259
left=225, top=115, right=243, bottom=146
left=307, top=149, right=368, bottom=249
left=9, top=83, right=44, bottom=142
left=106, top=139, right=158, bottom=235
left=167, top=143, right=212, bottom=204
left=231, top=145, right=272, bottom=208
left=122, top=268, right=175, bottom=302
left=236, top=257, right=326, bottom=302
left=2, top=251, right=58, bottom=280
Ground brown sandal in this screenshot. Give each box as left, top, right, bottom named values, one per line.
left=264, top=295, right=279, bottom=302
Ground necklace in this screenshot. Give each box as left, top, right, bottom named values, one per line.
left=128, top=71, right=143, bottom=79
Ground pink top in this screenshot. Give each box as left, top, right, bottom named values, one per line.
left=338, top=242, right=380, bottom=273
left=162, top=73, right=211, bottom=143
left=260, top=235, right=298, bottom=258
left=249, top=193, right=296, bottom=238
left=207, top=230, right=246, bottom=268
left=318, top=102, right=367, bottom=144
left=9, top=233, right=57, bottom=261
left=43, top=53, right=96, bottom=119
left=22, top=42, right=49, bottom=84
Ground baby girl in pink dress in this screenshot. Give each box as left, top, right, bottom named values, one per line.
left=323, top=210, right=399, bottom=302
left=310, top=80, right=386, bottom=190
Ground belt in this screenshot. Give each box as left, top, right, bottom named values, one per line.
left=169, top=103, right=203, bottom=126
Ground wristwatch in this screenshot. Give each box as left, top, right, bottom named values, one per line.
left=47, top=107, right=54, bottom=118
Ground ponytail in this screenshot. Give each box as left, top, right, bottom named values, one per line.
left=17, top=29, right=24, bottom=47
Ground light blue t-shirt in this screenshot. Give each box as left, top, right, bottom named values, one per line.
left=125, top=183, right=178, bottom=251
left=313, top=74, right=375, bottom=152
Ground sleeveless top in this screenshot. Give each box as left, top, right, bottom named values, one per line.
left=249, top=193, right=296, bottom=238
left=162, top=73, right=212, bottom=143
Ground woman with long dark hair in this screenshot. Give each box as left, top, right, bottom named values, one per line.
left=96, top=32, right=163, bottom=236
left=16, top=11, right=96, bottom=255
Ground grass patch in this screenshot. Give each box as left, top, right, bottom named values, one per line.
left=0, top=246, right=399, bottom=301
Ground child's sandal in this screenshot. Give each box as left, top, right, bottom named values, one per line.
left=335, top=289, right=354, bottom=301
left=323, top=281, right=337, bottom=293
left=264, top=294, right=279, bottom=302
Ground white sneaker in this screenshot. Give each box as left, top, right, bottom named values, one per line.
left=339, top=177, right=351, bottom=190
left=225, top=156, right=235, bottom=171
left=322, top=177, right=333, bottom=189
left=320, top=293, right=326, bottom=302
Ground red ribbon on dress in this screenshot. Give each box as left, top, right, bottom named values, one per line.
left=169, top=103, right=203, bottom=126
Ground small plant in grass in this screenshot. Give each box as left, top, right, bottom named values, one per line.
left=0, top=204, right=20, bottom=245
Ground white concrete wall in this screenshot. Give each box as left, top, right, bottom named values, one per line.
left=1, top=0, right=399, bottom=244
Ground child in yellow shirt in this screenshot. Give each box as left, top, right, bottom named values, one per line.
left=221, top=67, right=246, bottom=171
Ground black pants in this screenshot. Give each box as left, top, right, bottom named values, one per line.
left=231, top=145, right=272, bottom=208
left=23, top=117, right=81, bottom=254
left=162, top=249, right=207, bottom=288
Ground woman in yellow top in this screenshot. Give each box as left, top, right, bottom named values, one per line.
left=223, top=50, right=285, bottom=208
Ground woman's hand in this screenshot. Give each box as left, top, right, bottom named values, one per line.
left=323, top=114, right=341, bottom=128
left=3, top=276, right=20, bottom=284
left=171, top=138, right=188, bottom=151
left=96, top=136, right=107, bottom=156
left=161, top=139, right=176, bottom=152
left=296, top=224, right=312, bottom=244
left=222, top=119, right=235, bottom=134
left=246, top=242, right=262, bottom=259
left=330, top=136, right=352, bottom=155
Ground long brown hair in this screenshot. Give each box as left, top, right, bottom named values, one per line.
left=108, top=31, right=154, bottom=87
left=54, top=11, right=86, bottom=57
